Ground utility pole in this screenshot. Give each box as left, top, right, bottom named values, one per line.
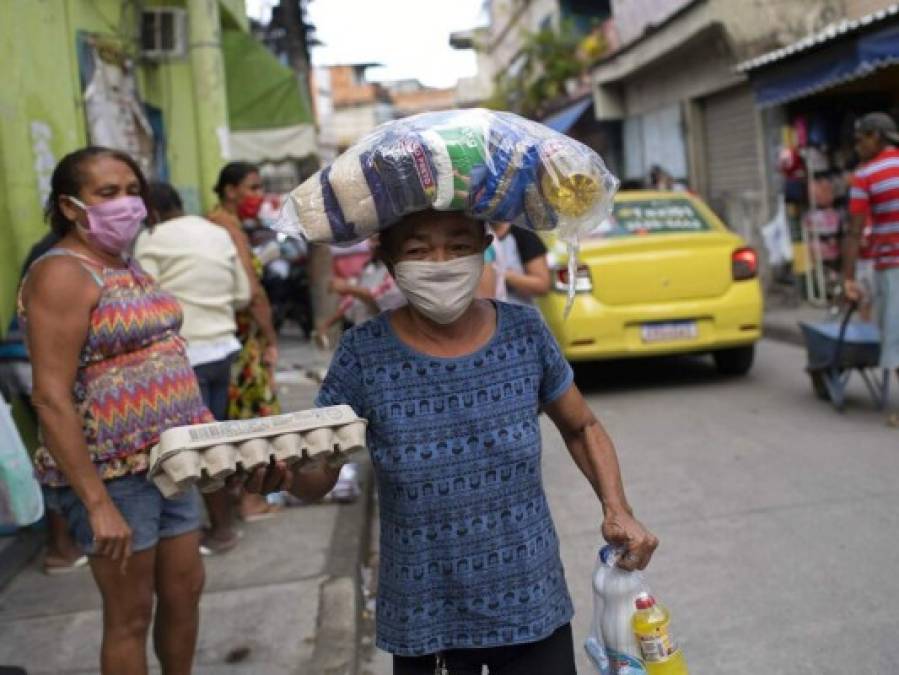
left=279, top=0, right=310, bottom=81
left=279, top=0, right=335, bottom=341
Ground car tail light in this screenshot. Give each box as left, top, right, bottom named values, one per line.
left=553, top=265, right=593, bottom=293
left=732, top=247, right=758, bottom=281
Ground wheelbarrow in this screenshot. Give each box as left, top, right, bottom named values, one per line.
left=799, top=306, right=890, bottom=411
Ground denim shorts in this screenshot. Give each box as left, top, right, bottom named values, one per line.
left=55, top=473, right=201, bottom=554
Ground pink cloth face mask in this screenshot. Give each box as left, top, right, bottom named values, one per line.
left=67, top=195, right=147, bottom=256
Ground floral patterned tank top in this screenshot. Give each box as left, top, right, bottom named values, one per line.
left=19, top=249, right=212, bottom=486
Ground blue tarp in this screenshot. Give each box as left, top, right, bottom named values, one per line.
left=541, top=97, right=592, bottom=133
left=751, top=22, right=899, bottom=107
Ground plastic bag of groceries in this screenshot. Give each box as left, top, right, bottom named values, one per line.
left=277, top=109, right=618, bottom=312
left=0, top=399, right=44, bottom=529
left=278, top=108, right=618, bottom=247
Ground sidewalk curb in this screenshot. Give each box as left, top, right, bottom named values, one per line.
left=308, top=459, right=375, bottom=675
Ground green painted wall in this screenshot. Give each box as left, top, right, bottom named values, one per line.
left=0, top=0, right=236, bottom=331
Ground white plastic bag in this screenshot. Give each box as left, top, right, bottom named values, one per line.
left=0, top=401, right=44, bottom=528
left=278, top=108, right=618, bottom=248
left=585, top=547, right=613, bottom=674
left=586, top=545, right=649, bottom=675
left=278, top=108, right=619, bottom=315
left=761, top=200, right=793, bottom=266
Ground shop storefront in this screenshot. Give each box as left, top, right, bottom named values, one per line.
left=740, top=4, right=899, bottom=304
left=590, top=0, right=765, bottom=247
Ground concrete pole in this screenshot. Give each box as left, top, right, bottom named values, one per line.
left=280, top=0, right=335, bottom=337
left=187, top=0, right=230, bottom=211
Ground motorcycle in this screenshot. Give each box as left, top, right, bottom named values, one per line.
left=248, top=223, right=313, bottom=337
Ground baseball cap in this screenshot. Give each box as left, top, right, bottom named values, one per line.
left=855, top=112, right=899, bottom=143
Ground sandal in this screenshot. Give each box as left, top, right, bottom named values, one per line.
left=43, top=554, right=88, bottom=575
left=311, top=330, right=331, bottom=351
left=239, top=502, right=283, bottom=523
left=886, top=413, right=899, bottom=428
left=199, top=529, right=241, bottom=556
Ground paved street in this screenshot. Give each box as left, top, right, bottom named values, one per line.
left=0, top=335, right=370, bottom=675
left=363, top=338, right=899, bottom=674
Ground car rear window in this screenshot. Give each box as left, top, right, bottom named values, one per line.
left=591, top=199, right=712, bottom=237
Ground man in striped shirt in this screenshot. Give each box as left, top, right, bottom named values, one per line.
left=843, top=112, right=899, bottom=421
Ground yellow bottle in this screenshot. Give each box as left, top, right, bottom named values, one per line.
left=632, top=592, right=689, bottom=674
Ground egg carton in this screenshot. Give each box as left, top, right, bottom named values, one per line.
left=148, top=405, right=367, bottom=498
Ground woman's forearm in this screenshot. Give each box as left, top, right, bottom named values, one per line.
left=505, top=270, right=550, bottom=297
left=32, top=395, right=111, bottom=509
left=565, top=420, right=631, bottom=515
left=249, top=286, right=278, bottom=346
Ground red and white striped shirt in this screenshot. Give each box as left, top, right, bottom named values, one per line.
left=850, top=146, right=899, bottom=270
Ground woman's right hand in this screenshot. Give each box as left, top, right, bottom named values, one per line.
left=88, top=499, right=133, bottom=570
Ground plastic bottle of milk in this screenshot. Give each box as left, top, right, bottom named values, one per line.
left=584, top=547, right=612, bottom=674
left=596, top=545, right=648, bottom=675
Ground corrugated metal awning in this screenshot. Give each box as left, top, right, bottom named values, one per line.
left=737, top=4, right=899, bottom=72
left=745, top=20, right=899, bottom=107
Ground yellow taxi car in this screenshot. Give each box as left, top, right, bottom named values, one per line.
left=537, top=190, right=763, bottom=374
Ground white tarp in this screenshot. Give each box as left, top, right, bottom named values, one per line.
left=229, top=124, right=317, bottom=163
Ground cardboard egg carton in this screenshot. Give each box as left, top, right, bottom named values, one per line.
left=148, top=405, right=367, bottom=498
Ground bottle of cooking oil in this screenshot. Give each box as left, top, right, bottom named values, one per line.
left=631, top=593, right=689, bottom=674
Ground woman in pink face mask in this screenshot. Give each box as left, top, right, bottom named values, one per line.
left=206, top=163, right=283, bottom=525
left=18, top=147, right=290, bottom=674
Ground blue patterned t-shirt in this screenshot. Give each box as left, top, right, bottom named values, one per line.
left=316, top=302, right=575, bottom=656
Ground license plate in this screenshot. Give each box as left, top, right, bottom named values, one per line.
left=641, top=321, right=698, bottom=343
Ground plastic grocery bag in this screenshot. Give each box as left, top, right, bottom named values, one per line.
left=586, top=545, right=650, bottom=675
left=0, top=400, right=43, bottom=528
left=585, top=547, right=613, bottom=674
left=277, top=109, right=619, bottom=313
left=761, top=200, right=793, bottom=266
left=279, top=108, right=618, bottom=246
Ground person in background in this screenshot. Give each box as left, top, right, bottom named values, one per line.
left=19, top=147, right=213, bottom=674
left=317, top=253, right=405, bottom=335
left=855, top=216, right=876, bottom=322
left=477, top=239, right=507, bottom=301
left=135, top=183, right=251, bottom=554
left=311, top=210, right=657, bottom=674
left=490, top=221, right=551, bottom=305
left=207, top=162, right=282, bottom=520
left=331, top=239, right=372, bottom=282
left=842, top=112, right=899, bottom=426
left=649, top=164, right=674, bottom=191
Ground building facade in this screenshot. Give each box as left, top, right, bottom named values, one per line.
left=451, top=0, right=615, bottom=109
left=590, top=0, right=889, bottom=251
left=313, top=64, right=394, bottom=162
left=0, top=0, right=313, bottom=331
left=737, top=3, right=899, bottom=301
left=386, top=80, right=457, bottom=119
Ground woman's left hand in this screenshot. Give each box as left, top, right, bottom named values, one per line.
left=262, top=344, right=279, bottom=369
left=602, top=508, right=659, bottom=572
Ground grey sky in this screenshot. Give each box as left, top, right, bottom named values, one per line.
left=245, top=0, right=487, bottom=88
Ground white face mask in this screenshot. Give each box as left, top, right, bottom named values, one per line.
left=393, top=253, right=484, bottom=325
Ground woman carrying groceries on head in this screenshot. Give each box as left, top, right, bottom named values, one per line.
left=18, top=147, right=213, bottom=674
left=313, top=209, right=658, bottom=674
left=207, top=162, right=282, bottom=521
